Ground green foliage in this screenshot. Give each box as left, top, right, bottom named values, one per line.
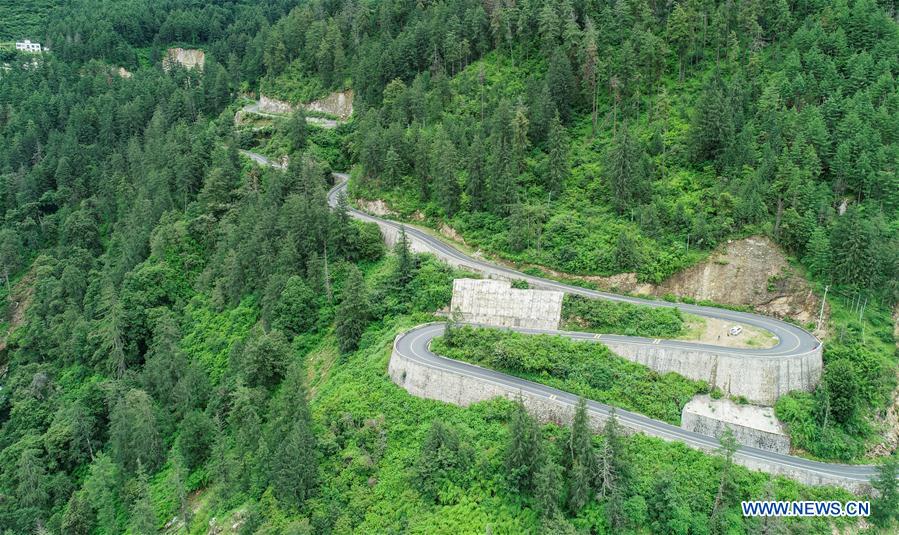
left=270, top=276, right=319, bottom=337
left=110, top=389, right=163, bottom=475
left=433, top=327, right=706, bottom=424
left=335, top=266, right=369, bottom=353
left=178, top=410, right=215, bottom=471
left=562, top=295, right=684, bottom=338
left=234, top=327, right=291, bottom=389
left=0, top=0, right=895, bottom=532
left=505, top=399, right=543, bottom=493
left=415, top=420, right=474, bottom=502
left=871, top=454, right=899, bottom=528
left=0, top=0, right=59, bottom=41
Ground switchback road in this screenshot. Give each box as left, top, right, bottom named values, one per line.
left=241, top=151, right=890, bottom=488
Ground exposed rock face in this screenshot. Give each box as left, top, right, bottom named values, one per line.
left=355, top=199, right=395, bottom=217
left=256, top=90, right=353, bottom=119
left=654, top=237, right=823, bottom=325
left=539, top=236, right=824, bottom=327
left=163, top=48, right=205, bottom=71
left=870, top=306, right=899, bottom=456
left=258, top=94, right=295, bottom=115
left=305, top=90, right=353, bottom=119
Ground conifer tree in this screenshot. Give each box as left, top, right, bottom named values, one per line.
left=129, top=462, right=157, bottom=535
left=546, top=112, right=568, bottom=198
left=598, top=410, right=628, bottom=529
left=286, top=108, right=308, bottom=152
left=803, top=227, right=831, bottom=279
left=335, top=265, right=369, bottom=353
left=871, top=454, right=899, bottom=528
left=710, top=428, right=739, bottom=535
left=566, top=398, right=597, bottom=513
left=606, top=123, right=651, bottom=213
left=17, top=448, right=48, bottom=510
left=505, top=398, right=541, bottom=492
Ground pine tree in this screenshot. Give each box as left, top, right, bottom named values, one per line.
left=267, top=364, right=317, bottom=508
left=110, top=389, right=162, bottom=474
left=566, top=398, right=597, bottom=513
left=392, top=226, right=416, bottom=290
left=505, top=398, right=541, bottom=492
left=416, top=420, right=472, bottom=500
left=83, top=453, right=119, bottom=534
left=667, top=2, right=695, bottom=82
left=710, top=428, right=739, bottom=535
left=466, top=132, right=488, bottom=211
left=0, top=228, right=22, bottom=295
left=547, top=49, right=577, bottom=122
left=16, top=447, right=48, bottom=510
left=598, top=410, right=629, bottom=530
left=511, top=104, right=530, bottom=176
left=830, top=206, right=885, bottom=289
left=61, top=491, right=94, bottom=535
left=286, top=108, right=308, bottom=153
left=803, top=227, right=831, bottom=279
left=170, top=450, right=192, bottom=529
left=606, top=123, right=651, bottom=214
left=129, top=463, right=157, bottom=535
left=545, top=112, right=568, bottom=197
left=534, top=452, right=563, bottom=518
left=335, top=266, right=370, bottom=353
left=871, top=454, right=899, bottom=528
left=432, top=130, right=461, bottom=216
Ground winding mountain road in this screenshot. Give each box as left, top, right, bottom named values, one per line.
left=241, top=151, right=890, bottom=488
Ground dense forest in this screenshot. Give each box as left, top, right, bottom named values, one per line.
left=0, top=0, right=897, bottom=533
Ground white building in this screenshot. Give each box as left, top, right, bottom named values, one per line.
left=15, top=40, right=42, bottom=53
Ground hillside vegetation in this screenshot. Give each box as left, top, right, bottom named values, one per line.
left=0, top=0, right=898, bottom=533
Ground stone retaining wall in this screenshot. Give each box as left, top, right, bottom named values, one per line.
left=598, top=339, right=822, bottom=406
left=388, top=340, right=867, bottom=493
left=451, top=279, right=563, bottom=330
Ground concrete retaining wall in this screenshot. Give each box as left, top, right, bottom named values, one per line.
left=598, top=339, right=822, bottom=406
left=388, top=342, right=867, bottom=493
left=451, top=279, right=563, bottom=330
left=681, top=395, right=790, bottom=454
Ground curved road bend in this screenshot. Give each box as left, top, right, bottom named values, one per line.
left=399, top=323, right=879, bottom=486
left=242, top=152, right=890, bottom=486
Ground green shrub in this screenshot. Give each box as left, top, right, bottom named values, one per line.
left=432, top=327, right=706, bottom=424
left=561, top=295, right=684, bottom=338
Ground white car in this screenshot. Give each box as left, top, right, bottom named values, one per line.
left=728, top=325, right=743, bottom=337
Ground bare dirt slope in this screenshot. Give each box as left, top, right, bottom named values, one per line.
left=870, top=307, right=899, bottom=456
left=163, top=48, right=205, bottom=71
left=516, top=235, right=825, bottom=327
left=650, top=236, right=824, bottom=326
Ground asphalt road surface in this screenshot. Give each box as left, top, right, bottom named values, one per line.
left=241, top=152, right=891, bottom=486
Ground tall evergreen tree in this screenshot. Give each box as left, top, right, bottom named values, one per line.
left=710, top=428, right=739, bottom=535
left=505, top=398, right=541, bottom=492
left=129, top=463, right=157, bottom=535
left=286, top=109, right=308, bottom=153
left=871, top=454, right=899, bottom=528
left=545, top=112, right=568, bottom=197
left=566, top=398, right=596, bottom=513
left=803, top=227, right=831, bottom=279
left=605, top=123, right=651, bottom=213
left=109, top=389, right=162, bottom=474
left=598, top=411, right=628, bottom=530
left=335, top=266, right=370, bottom=353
